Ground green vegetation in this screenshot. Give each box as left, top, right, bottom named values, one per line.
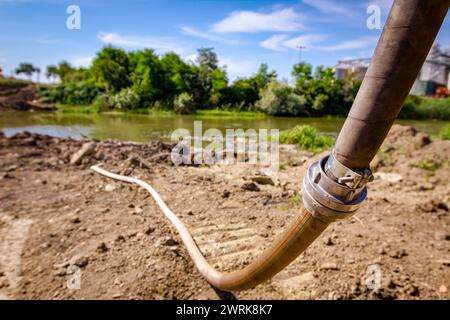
left=12, top=45, right=448, bottom=119
left=279, top=125, right=335, bottom=152
left=439, top=124, right=450, bottom=140
left=0, top=78, right=31, bottom=88
left=399, top=95, right=450, bottom=120
left=34, top=46, right=362, bottom=117
left=412, top=155, right=442, bottom=172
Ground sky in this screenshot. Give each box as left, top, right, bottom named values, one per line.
left=0, top=0, right=449, bottom=82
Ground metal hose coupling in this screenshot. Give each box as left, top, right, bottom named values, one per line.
left=301, top=153, right=374, bottom=223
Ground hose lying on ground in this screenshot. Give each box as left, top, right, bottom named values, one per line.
left=91, top=164, right=329, bottom=291
left=90, top=0, right=449, bottom=292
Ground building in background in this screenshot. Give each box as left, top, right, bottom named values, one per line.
left=334, top=44, right=450, bottom=96
left=334, top=58, right=371, bottom=81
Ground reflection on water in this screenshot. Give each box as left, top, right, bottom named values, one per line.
left=0, top=110, right=448, bottom=142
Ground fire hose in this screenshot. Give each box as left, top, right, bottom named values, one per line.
left=91, top=0, right=449, bottom=291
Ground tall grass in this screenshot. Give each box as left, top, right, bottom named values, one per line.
left=439, top=124, right=450, bottom=140
left=279, top=125, right=335, bottom=152
left=399, top=96, right=450, bottom=120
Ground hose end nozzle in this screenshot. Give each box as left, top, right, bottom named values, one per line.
left=301, top=154, right=372, bottom=223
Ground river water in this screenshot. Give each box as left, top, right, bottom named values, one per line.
left=0, top=111, right=448, bottom=142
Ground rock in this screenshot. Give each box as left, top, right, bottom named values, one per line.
left=70, top=142, right=96, bottom=165
left=186, top=210, right=194, bottom=216
left=133, top=206, right=143, bottom=215
left=97, top=242, right=108, bottom=253
left=414, top=132, right=431, bottom=148
left=434, top=231, right=450, bottom=241
left=419, top=200, right=449, bottom=213
left=373, top=172, right=403, bottom=183
left=52, top=268, right=66, bottom=277
left=320, top=262, right=339, bottom=270
left=418, top=182, right=434, bottom=191
left=115, top=235, right=126, bottom=243
left=323, top=236, right=334, bottom=246
left=241, top=182, right=260, bottom=192
left=439, top=285, right=448, bottom=293
left=104, top=184, right=116, bottom=192
left=436, top=259, right=450, bottom=266
left=249, top=176, right=275, bottom=186
left=222, top=190, right=231, bottom=198
left=70, top=216, right=81, bottom=224
left=405, top=284, right=420, bottom=297
left=144, top=227, right=155, bottom=235
left=112, top=293, right=122, bottom=299
left=73, top=256, right=89, bottom=268
left=159, top=237, right=178, bottom=246
left=390, top=249, right=408, bottom=259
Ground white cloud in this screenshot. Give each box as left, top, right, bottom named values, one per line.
left=179, top=26, right=238, bottom=45
left=211, top=8, right=305, bottom=33
left=302, top=0, right=354, bottom=16
left=320, top=36, right=378, bottom=51
left=71, top=56, right=93, bottom=68
left=283, top=34, right=328, bottom=50
left=260, top=34, right=290, bottom=51
left=260, top=33, right=326, bottom=51
left=97, top=31, right=186, bottom=54
left=220, top=57, right=259, bottom=80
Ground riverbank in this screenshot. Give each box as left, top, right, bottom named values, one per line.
left=2, top=80, right=449, bottom=120
left=0, top=125, right=448, bottom=299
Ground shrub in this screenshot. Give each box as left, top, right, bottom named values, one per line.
left=40, top=82, right=101, bottom=105
left=279, top=125, right=335, bottom=152
left=174, top=92, right=194, bottom=114
left=256, top=81, right=308, bottom=116
left=399, top=95, right=450, bottom=120
left=110, top=88, right=140, bottom=110
left=439, top=124, right=450, bottom=140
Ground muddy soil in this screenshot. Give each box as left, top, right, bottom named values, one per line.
left=0, top=83, right=51, bottom=111
left=0, top=125, right=448, bottom=300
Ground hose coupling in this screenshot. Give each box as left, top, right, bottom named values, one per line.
left=301, top=153, right=373, bottom=223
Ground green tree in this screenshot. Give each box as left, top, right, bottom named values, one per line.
left=254, top=63, right=277, bottom=89
left=197, top=47, right=218, bottom=70
left=292, top=62, right=313, bottom=87
left=15, top=63, right=37, bottom=81
left=256, top=81, right=308, bottom=116
left=129, top=48, right=166, bottom=105
left=46, top=65, right=58, bottom=82
left=92, top=46, right=130, bottom=93
left=55, top=61, right=76, bottom=83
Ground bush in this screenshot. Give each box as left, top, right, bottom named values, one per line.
left=399, top=95, right=450, bottom=120
left=439, top=124, right=450, bottom=140
left=110, top=88, right=141, bottom=110
left=279, top=125, right=335, bottom=152
left=174, top=92, right=194, bottom=114
left=256, top=81, right=308, bottom=116
left=40, top=82, right=101, bottom=105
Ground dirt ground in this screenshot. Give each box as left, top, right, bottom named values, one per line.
left=0, top=125, right=448, bottom=300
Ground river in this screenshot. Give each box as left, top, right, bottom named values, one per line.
left=0, top=111, right=448, bottom=142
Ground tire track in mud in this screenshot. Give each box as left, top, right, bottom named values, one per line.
left=0, top=214, right=33, bottom=300
left=191, top=223, right=262, bottom=270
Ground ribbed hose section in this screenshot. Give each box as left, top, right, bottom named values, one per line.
left=334, top=0, right=449, bottom=169
left=91, top=165, right=329, bottom=291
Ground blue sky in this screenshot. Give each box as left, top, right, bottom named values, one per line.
left=0, top=0, right=449, bottom=82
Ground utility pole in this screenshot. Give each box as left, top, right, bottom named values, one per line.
left=297, top=45, right=306, bottom=62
